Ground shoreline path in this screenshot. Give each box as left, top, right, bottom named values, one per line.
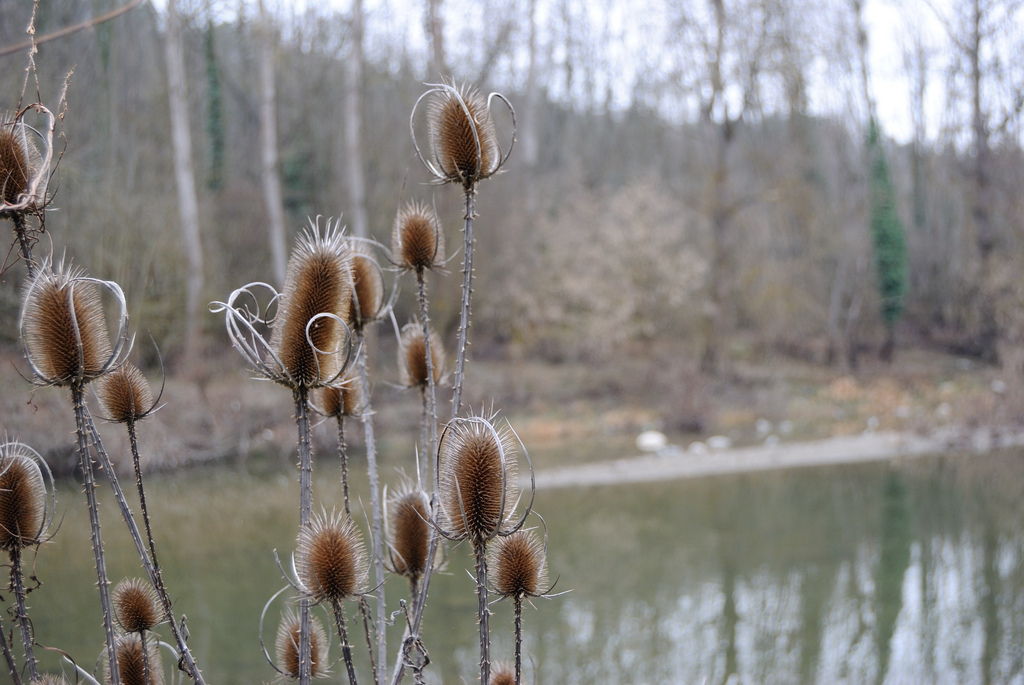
left=534, top=428, right=1024, bottom=490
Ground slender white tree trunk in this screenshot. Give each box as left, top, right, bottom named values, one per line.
left=344, top=0, right=367, bottom=239
left=259, top=0, right=288, bottom=287
left=164, top=0, right=204, bottom=367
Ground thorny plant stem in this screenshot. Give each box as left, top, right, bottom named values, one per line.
left=13, top=214, right=35, bottom=280
left=333, top=601, right=359, bottom=685
left=83, top=406, right=207, bottom=685
left=514, top=596, right=523, bottom=685
left=354, top=334, right=387, bottom=685
left=9, top=547, right=38, bottom=681
left=74, top=386, right=121, bottom=685
left=0, top=615, right=22, bottom=685
left=140, top=631, right=154, bottom=685
left=450, top=187, right=476, bottom=420
left=336, top=416, right=350, bottom=516
left=293, top=387, right=314, bottom=685
left=474, top=542, right=491, bottom=685
left=359, top=597, right=378, bottom=684
left=127, top=420, right=161, bottom=580
left=415, top=268, right=438, bottom=484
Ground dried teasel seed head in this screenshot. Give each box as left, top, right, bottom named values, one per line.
left=95, top=362, right=153, bottom=423
left=21, top=263, right=115, bottom=387
left=105, top=633, right=164, bottom=685
left=392, top=201, right=445, bottom=271
left=30, top=676, right=72, bottom=685
left=297, top=509, right=368, bottom=605
left=275, top=609, right=329, bottom=679
left=399, top=322, right=445, bottom=388
left=0, top=116, right=42, bottom=210
left=314, top=368, right=362, bottom=418
left=113, top=577, right=164, bottom=633
left=387, top=487, right=432, bottom=582
left=491, top=663, right=516, bottom=685
left=489, top=529, right=547, bottom=599
left=348, top=248, right=385, bottom=329
left=428, top=83, right=500, bottom=186
left=0, top=442, right=47, bottom=551
left=270, top=222, right=353, bottom=387
left=438, top=416, right=519, bottom=543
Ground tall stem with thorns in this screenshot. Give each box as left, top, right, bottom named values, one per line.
left=12, top=214, right=35, bottom=280
left=73, top=386, right=121, bottom=685
left=415, top=268, right=439, bottom=480
left=450, top=188, right=475, bottom=419
left=335, top=415, right=351, bottom=516
left=9, top=546, right=37, bottom=681
left=333, top=601, right=359, bottom=685
left=294, top=387, right=314, bottom=685
left=474, top=541, right=491, bottom=685
left=0, top=619, right=20, bottom=685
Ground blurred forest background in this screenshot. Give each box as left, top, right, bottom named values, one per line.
left=1, top=0, right=1023, bottom=382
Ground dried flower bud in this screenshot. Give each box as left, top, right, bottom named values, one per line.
left=0, top=441, right=46, bottom=551
left=427, top=83, right=500, bottom=186
left=349, top=249, right=384, bottom=329
left=387, top=488, right=432, bottom=582
left=438, top=416, right=519, bottom=543
left=21, top=262, right=116, bottom=387
left=113, top=578, right=164, bottom=633
left=297, top=509, right=368, bottom=605
left=392, top=201, right=445, bottom=271
left=491, top=664, right=515, bottom=685
left=106, top=633, right=163, bottom=685
left=275, top=609, right=329, bottom=679
left=270, top=224, right=352, bottom=387
left=96, top=362, right=153, bottom=423
left=0, top=116, right=42, bottom=211
left=489, top=529, right=547, bottom=599
left=314, top=368, right=362, bottom=418
left=399, top=322, right=445, bottom=388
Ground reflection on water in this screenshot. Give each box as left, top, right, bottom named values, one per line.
left=27, top=450, right=1024, bottom=684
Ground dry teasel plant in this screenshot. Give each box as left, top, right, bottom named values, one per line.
left=0, top=440, right=56, bottom=682
left=434, top=412, right=535, bottom=685
left=397, top=320, right=447, bottom=481
left=274, top=609, right=329, bottom=681
left=112, top=578, right=165, bottom=685
left=411, top=81, right=515, bottom=418
left=0, top=105, right=55, bottom=279
left=311, top=368, right=364, bottom=515
left=384, top=485, right=437, bottom=596
left=106, top=633, right=164, bottom=685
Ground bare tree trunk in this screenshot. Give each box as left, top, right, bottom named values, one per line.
left=344, top=0, right=368, bottom=239
left=522, top=0, right=539, bottom=216
left=164, top=0, right=204, bottom=369
left=259, top=0, right=288, bottom=287
left=426, top=0, right=446, bottom=78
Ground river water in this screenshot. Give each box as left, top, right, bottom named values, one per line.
left=25, top=447, right=1024, bottom=684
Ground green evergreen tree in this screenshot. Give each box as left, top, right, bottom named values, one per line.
left=866, top=119, right=908, bottom=362
left=204, top=19, right=225, bottom=192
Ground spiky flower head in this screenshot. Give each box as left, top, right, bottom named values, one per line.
left=386, top=486, right=432, bottom=583
left=95, top=362, right=154, bottom=423
left=0, top=112, right=44, bottom=214
left=491, top=664, right=516, bottom=685
left=399, top=321, right=446, bottom=388
left=20, top=259, right=126, bottom=387
left=296, top=509, right=368, bottom=605
left=313, top=368, right=363, bottom=418
left=275, top=609, right=329, bottom=679
left=269, top=220, right=353, bottom=388
left=105, top=633, right=163, bottom=685
left=0, top=441, right=48, bottom=551
left=30, top=676, right=71, bottom=685
left=348, top=246, right=385, bottom=331
left=113, top=578, right=165, bottom=633
left=392, top=201, right=445, bottom=272
left=437, top=414, right=521, bottom=543
left=489, top=528, right=548, bottom=600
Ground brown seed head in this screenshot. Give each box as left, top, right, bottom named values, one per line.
left=106, top=633, right=163, bottom=685
left=491, top=664, right=516, bottom=685
left=0, top=442, right=46, bottom=551
left=297, top=509, right=368, bottom=605
left=399, top=322, right=445, bottom=388
left=387, top=488, right=431, bottom=582
left=392, top=201, right=445, bottom=271
left=428, top=83, right=500, bottom=186
left=349, top=249, right=384, bottom=329
left=270, top=225, right=352, bottom=387
left=489, top=529, right=547, bottom=599
left=113, top=577, right=164, bottom=633
left=30, top=676, right=71, bottom=685
left=275, top=609, right=329, bottom=679
left=438, top=416, right=519, bottom=542
left=314, top=368, right=363, bottom=418
left=21, top=264, right=114, bottom=387
left=95, top=362, right=153, bottom=423
left=0, top=118, right=41, bottom=210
